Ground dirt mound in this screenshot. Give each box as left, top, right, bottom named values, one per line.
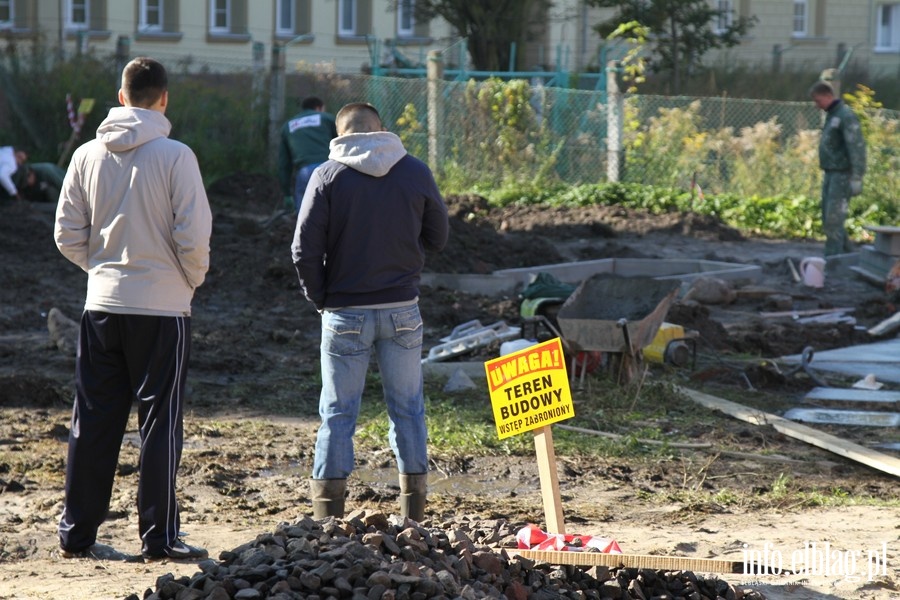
left=3, top=176, right=900, bottom=600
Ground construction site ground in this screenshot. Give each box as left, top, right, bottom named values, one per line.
left=0, top=174, right=898, bottom=600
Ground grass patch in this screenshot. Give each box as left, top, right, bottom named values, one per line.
left=356, top=377, right=710, bottom=462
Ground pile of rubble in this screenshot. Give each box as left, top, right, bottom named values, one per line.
left=131, top=512, right=765, bottom=600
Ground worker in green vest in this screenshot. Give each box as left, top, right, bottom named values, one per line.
left=278, top=96, right=337, bottom=213
left=810, top=81, right=866, bottom=257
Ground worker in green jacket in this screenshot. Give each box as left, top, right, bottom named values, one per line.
left=21, top=162, right=67, bottom=203
left=278, top=96, right=337, bottom=213
left=810, top=81, right=866, bottom=257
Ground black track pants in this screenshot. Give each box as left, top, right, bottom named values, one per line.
left=58, top=311, right=190, bottom=555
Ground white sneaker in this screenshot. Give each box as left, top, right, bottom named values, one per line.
left=143, top=539, right=208, bottom=561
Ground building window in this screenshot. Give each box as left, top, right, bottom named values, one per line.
left=398, top=0, right=414, bottom=37
left=63, top=0, right=107, bottom=33
left=67, top=0, right=89, bottom=30
left=208, top=0, right=247, bottom=37
left=140, top=0, right=162, bottom=32
left=338, top=0, right=356, bottom=36
left=276, top=0, right=293, bottom=35
left=210, top=0, right=229, bottom=33
left=792, top=0, right=808, bottom=36
left=337, top=0, right=370, bottom=38
left=877, top=3, right=900, bottom=50
left=713, top=0, right=733, bottom=34
left=0, top=0, right=12, bottom=29
left=276, top=0, right=311, bottom=37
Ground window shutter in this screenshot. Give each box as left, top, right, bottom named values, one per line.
left=89, top=0, right=107, bottom=30
left=738, top=0, right=750, bottom=20
left=357, top=0, right=372, bottom=35
left=814, top=0, right=825, bottom=36
left=15, top=0, right=37, bottom=29
left=296, top=0, right=311, bottom=34
left=163, top=0, right=179, bottom=32
left=231, top=0, right=248, bottom=34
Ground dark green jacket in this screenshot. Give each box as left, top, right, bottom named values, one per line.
left=277, top=110, right=338, bottom=195
left=818, top=100, right=866, bottom=178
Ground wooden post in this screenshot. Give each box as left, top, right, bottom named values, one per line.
left=606, top=60, right=623, bottom=183
left=268, top=43, right=286, bottom=171
left=426, top=49, right=443, bottom=173
left=533, top=425, right=565, bottom=534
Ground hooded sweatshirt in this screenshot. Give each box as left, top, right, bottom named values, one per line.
left=54, top=106, right=212, bottom=317
left=292, top=131, right=448, bottom=310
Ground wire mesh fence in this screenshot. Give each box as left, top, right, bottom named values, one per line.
left=305, top=73, right=896, bottom=208
left=2, top=51, right=897, bottom=209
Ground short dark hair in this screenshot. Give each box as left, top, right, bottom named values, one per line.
left=302, top=96, right=324, bottom=111
left=808, top=81, right=834, bottom=98
left=122, top=57, right=168, bottom=108
left=335, top=103, right=382, bottom=134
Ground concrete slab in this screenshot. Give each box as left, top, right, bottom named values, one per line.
left=867, top=225, right=900, bottom=256
left=783, top=407, right=900, bottom=427
left=422, top=361, right=486, bottom=382
left=423, top=258, right=762, bottom=297
left=782, top=339, right=900, bottom=384
left=824, top=251, right=860, bottom=276
left=805, top=387, right=900, bottom=403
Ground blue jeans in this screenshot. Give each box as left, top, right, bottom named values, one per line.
left=313, top=304, right=427, bottom=479
left=294, top=162, right=323, bottom=212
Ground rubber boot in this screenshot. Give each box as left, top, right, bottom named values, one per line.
left=399, top=473, right=428, bottom=522
left=309, top=478, right=346, bottom=519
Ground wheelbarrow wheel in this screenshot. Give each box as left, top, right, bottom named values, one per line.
left=570, top=350, right=602, bottom=378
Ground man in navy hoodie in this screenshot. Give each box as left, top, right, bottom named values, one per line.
left=292, top=102, right=448, bottom=521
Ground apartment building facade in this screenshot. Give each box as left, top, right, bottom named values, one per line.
left=1, top=1, right=898, bottom=77
left=0, top=1, right=453, bottom=72
left=544, top=0, right=900, bottom=78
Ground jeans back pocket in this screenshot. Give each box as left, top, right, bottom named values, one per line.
left=322, top=311, right=366, bottom=355
left=390, top=305, right=423, bottom=350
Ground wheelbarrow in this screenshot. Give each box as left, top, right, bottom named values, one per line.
left=555, top=275, right=681, bottom=384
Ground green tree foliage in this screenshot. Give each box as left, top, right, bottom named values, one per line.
left=587, top=0, right=756, bottom=93
left=409, top=0, right=551, bottom=71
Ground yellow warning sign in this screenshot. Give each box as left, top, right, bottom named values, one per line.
left=484, top=338, right=574, bottom=439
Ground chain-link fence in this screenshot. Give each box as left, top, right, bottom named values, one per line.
left=2, top=51, right=897, bottom=210
left=306, top=73, right=897, bottom=209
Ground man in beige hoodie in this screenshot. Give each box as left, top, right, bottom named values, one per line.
left=54, top=57, right=212, bottom=561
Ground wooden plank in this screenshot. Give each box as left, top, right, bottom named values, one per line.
left=868, top=311, right=900, bottom=337
left=758, top=307, right=854, bottom=318
left=805, top=387, right=900, bottom=403
left=786, top=258, right=802, bottom=283
left=558, top=424, right=838, bottom=466
left=533, top=426, right=565, bottom=535
left=678, top=386, right=900, bottom=478
left=510, top=549, right=745, bottom=574
left=556, top=424, right=712, bottom=449
left=849, top=265, right=885, bottom=285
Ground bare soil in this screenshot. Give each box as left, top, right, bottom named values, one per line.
left=0, top=174, right=898, bottom=600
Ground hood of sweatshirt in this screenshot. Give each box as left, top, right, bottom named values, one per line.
left=96, top=106, right=172, bottom=152
left=328, top=131, right=407, bottom=177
